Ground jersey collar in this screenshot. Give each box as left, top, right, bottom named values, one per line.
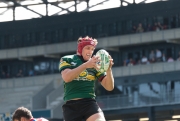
left=76, top=54, right=87, bottom=63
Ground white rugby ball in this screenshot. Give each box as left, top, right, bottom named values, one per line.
left=96, top=49, right=110, bottom=73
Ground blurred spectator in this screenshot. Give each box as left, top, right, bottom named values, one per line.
left=156, top=49, right=162, bottom=62
left=149, top=50, right=155, bottom=62
left=157, top=22, right=164, bottom=30
left=29, top=69, right=34, bottom=76
left=163, top=24, right=168, bottom=30
left=162, top=53, right=167, bottom=62
left=137, top=59, right=141, bottom=65
left=1, top=71, right=6, bottom=78
left=136, top=23, right=144, bottom=33
left=146, top=24, right=153, bottom=32
left=131, top=25, right=137, bottom=33
left=6, top=72, right=10, bottom=78
left=123, top=60, right=127, bottom=66
left=153, top=22, right=158, bottom=31
left=150, top=57, right=156, bottom=63
left=153, top=22, right=163, bottom=31
left=127, top=58, right=135, bottom=66
left=141, top=56, right=148, bottom=64
left=123, top=58, right=130, bottom=66
left=176, top=51, right=180, bottom=61
left=167, top=57, right=174, bottom=62
left=16, top=69, right=24, bottom=77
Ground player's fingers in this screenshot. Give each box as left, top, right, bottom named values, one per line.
left=93, top=56, right=99, bottom=61
left=92, top=57, right=100, bottom=63
left=90, top=58, right=96, bottom=63
left=91, top=56, right=97, bottom=61
left=109, top=59, right=113, bottom=63
left=97, top=59, right=101, bottom=62
left=93, top=59, right=98, bottom=64
left=108, top=54, right=111, bottom=58
left=109, top=58, right=113, bottom=61
left=92, top=55, right=96, bottom=59
left=94, top=65, right=100, bottom=70
left=96, top=56, right=100, bottom=59
left=110, top=60, right=114, bottom=66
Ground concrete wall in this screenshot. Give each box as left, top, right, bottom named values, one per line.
left=113, top=61, right=180, bottom=77
left=0, top=74, right=60, bottom=89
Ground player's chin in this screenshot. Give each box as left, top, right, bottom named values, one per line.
left=85, top=56, right=91, bottom=61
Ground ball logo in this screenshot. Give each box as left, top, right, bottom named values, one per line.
left=100, top=53, right=104, bottom=70
left=105, top=56, right=109, bottom=64
left=96, top=49, right=110, bottom=73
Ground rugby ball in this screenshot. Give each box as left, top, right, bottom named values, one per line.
left=96, top=49, right=110, bottom=73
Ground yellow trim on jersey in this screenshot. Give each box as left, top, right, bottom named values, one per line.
left=59, top=61, right=71, bottom=69
left=96, top=72, right=102, bottom=77
left=86, top=74, right=95, bottom=80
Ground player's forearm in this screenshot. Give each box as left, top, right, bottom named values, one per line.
left=62, top=63, right=87, bottom=83
left=102, top=69, right=114, bottom=91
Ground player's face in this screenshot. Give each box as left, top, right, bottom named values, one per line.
left=82, top=45, right=95, bottom=61
left=14, top=117, right=29, bottom=121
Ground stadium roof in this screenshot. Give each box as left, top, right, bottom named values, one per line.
left=0, top=0, right=168, bottom=22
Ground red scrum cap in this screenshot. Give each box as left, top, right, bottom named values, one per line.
left=77, top=36, right=97, bottom=55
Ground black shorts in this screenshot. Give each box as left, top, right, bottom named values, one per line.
left=62, top=98, right=103, bottom=121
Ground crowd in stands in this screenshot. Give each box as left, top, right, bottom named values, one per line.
left=1, top=71, right=8, bottom=79
left=131, top=22, right=167, bottom=33
left=0, top=69, right=34, bottom=79
left=123, top=50, right=180, bottom=66
left=0, top=19, right=179, bottom=79
left=1, top=50, right=180, bottom=79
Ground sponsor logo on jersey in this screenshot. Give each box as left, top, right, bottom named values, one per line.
left=79, top=70, right=88, bottom=77
left=86, top=74, right=95, bottom=80
left=74, top=70, right=96, bottom=81
left=71, top=62, right=77, bottom=66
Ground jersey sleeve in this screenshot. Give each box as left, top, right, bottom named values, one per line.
left=59, top=56, right=72, bottom=73
left=96, top=71, right=106, bottom=82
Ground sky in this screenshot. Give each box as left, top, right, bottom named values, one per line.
left=0, top=0, right=167, bottom=22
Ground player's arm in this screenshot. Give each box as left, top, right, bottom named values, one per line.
left=61, top=63, right=87, bottom=83
left=61, top=56, right=99, bottom=83
left=100, top=56, right=114, bottom=91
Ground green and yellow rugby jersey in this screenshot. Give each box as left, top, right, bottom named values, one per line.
left=59, top=54, right=106, bottom=101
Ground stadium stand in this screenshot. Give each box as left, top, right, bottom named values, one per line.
left=0, top=74, right=61, bottom=113
left=1, top=0, right=180, bottom=121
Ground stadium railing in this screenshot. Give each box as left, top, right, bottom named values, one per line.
left=96, top=92, right=180, bottom=110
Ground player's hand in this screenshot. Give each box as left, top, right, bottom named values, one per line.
left=107, top=55, right=114, bottom=71
left=85, top=55, right=100, bottom=70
